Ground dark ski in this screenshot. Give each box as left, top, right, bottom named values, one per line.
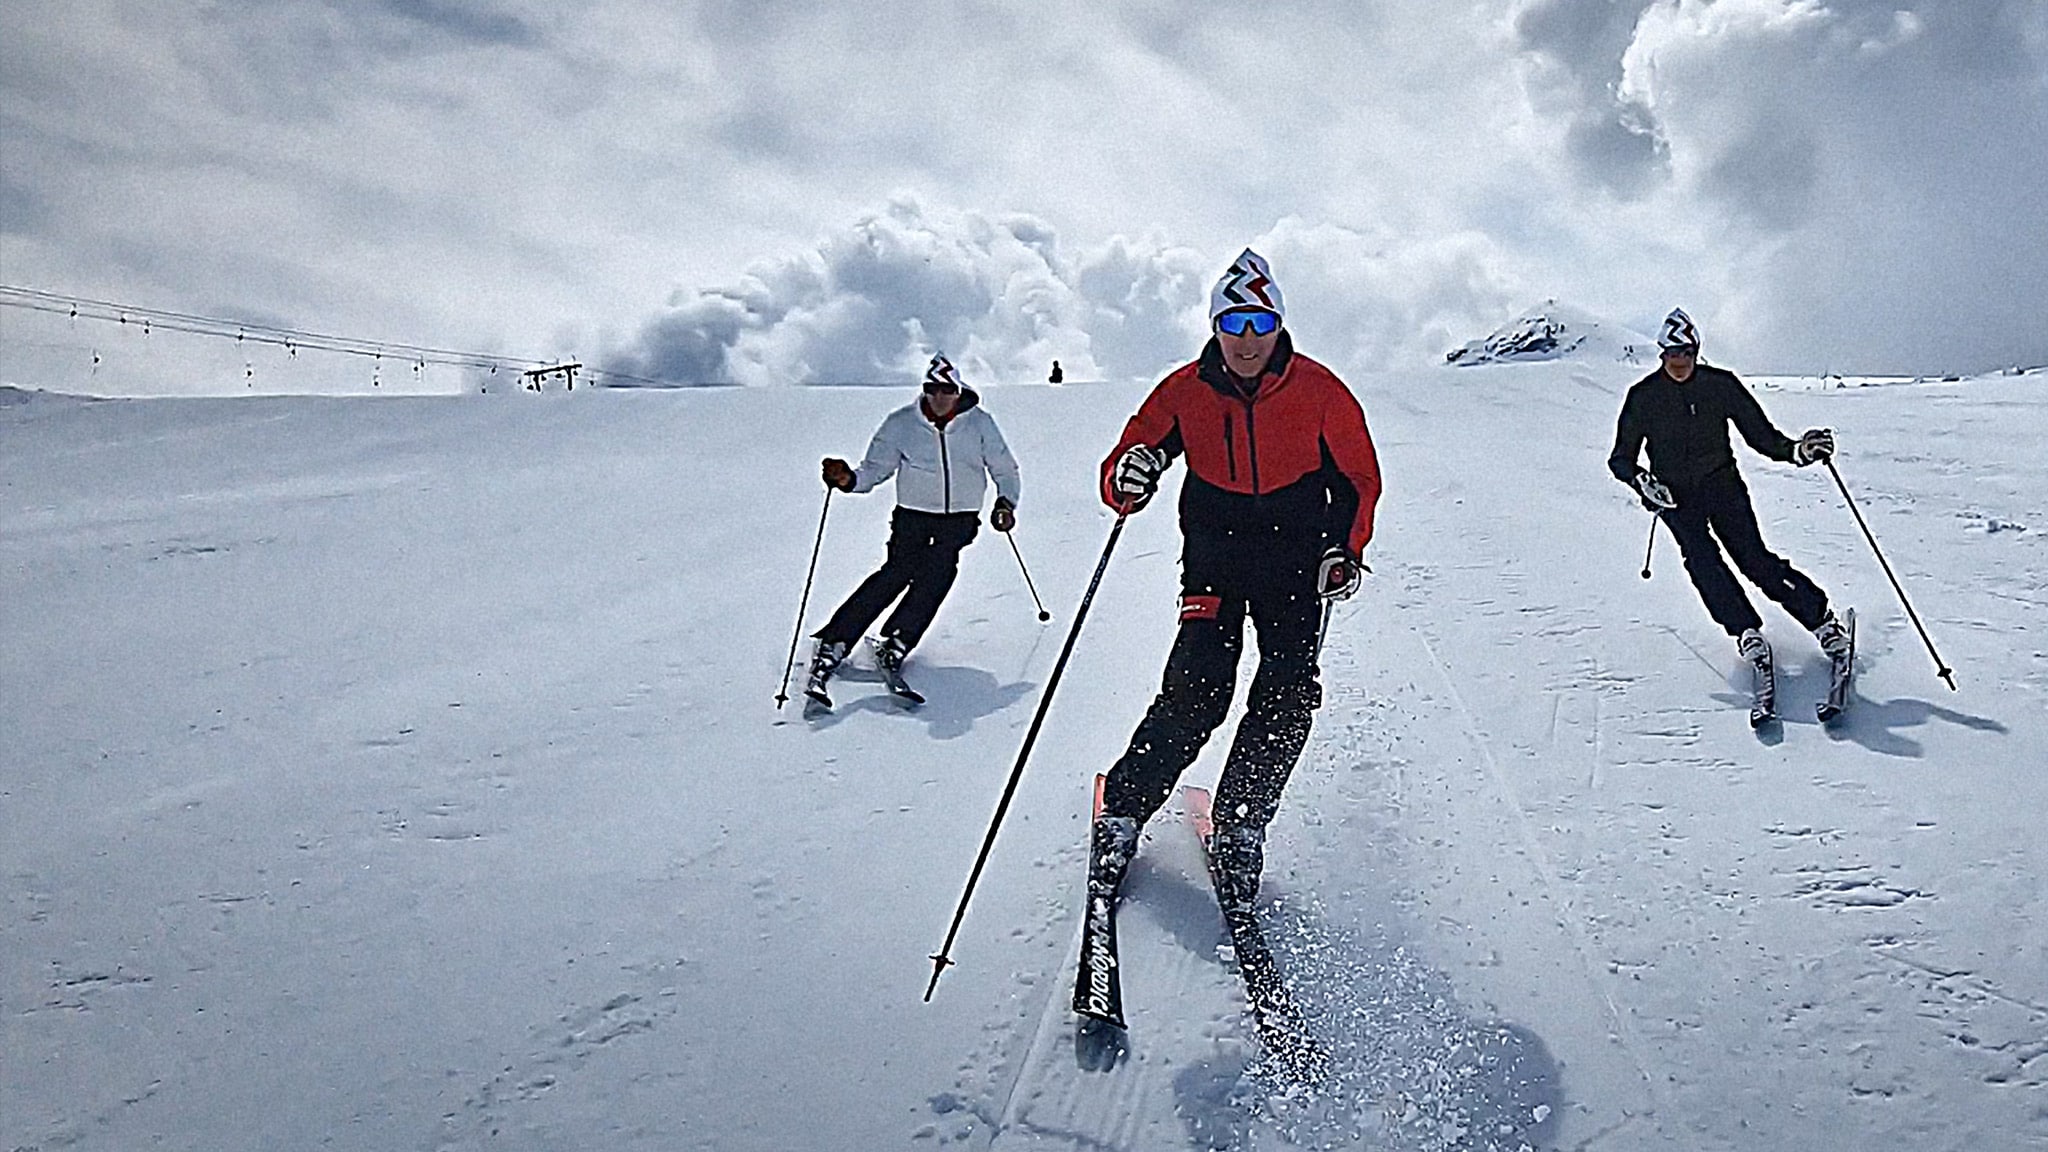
left=1817, top=607, right=1856, bottom=725
left=1183, top=786, right=1329, bottom=1083
left=1074, top=775, right=1127, bottom=1071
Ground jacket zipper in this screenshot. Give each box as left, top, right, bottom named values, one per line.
left=937, top=423, right=953, bottom=512
left=1224, top=413, right=1237, bottom=481
left=1243, top=398, right=1261, bottom=494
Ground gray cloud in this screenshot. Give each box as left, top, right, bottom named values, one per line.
left=1500, top=1, right=2048, bottom=372
left=1513, top=0, right=1670, bottom=195
left=372, top=0, right=536, bottom=47
left=0, top=174, right=48, bottom=235
left=1606, top=0, right=2048, bottom=370
left=606, top=197, right=1210, bottom=386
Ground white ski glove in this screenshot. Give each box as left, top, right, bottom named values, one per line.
left=1793, top=428, right=1835, bottom=467
left=1110, top=444, right=1168, bottom=512
left=1633, top=469, right=1677, bottom=512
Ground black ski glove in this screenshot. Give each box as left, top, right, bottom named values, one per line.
left=1793, top=428, right=1834, bottom=467
left=822, top=457, right=855, bottom=491
left=991, top=497, right=1016, bottom=533
left=1633, top=469, right=1676, bottom=512
left=1317, top=548, right=1365, bottom=601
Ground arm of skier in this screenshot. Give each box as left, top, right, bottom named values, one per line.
left=1607, top=391, right=1649, bottom=487
left=848, top=412, right=906, bottom=493
left=1725, top=375, right=1797, bottom=463
left=979, top=411, right=1022, bottom=509
left=1323, top=385, right=1383, bottom=559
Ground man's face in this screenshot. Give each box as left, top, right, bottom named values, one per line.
left=924, top=385, right=960, bottom=416
left=1661, top=346, right=1697, bottom=383
left=1216, top=309, right=1282, bottom=379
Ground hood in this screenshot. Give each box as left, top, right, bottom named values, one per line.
left=922, top=385, right=981, bottom=425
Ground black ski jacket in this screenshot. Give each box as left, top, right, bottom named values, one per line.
left=1607, top=363, right=1796, bottom=496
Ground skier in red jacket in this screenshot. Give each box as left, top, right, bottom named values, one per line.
left=1088, top=249, right=1383, bottom=914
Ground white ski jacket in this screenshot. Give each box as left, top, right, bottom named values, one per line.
left=850, top=389, right=1021, bottom=516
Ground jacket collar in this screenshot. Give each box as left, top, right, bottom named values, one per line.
left=921, top=384, right=980, bottom=426
left=1197, top=331, right=1296, bottom=399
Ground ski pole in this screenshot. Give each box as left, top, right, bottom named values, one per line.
left=1312, top=598, right=1334, bottom=671
left=1005, top=531, right=1052, bottom=622
left=1824, top=458, right=1956, bottom=690
left=925, top=512, right=1129, bottom=1001
left=774, top=488, right=834, bottom=708
left=1641, top=515, right=1660, bottom=580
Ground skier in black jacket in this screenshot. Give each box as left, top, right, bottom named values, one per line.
left=1609, top=308, right=1851, bottom=670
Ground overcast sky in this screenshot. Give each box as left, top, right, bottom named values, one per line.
left=4, top=0, right=2044, bottom=391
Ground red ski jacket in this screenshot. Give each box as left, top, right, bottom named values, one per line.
left=1100, top=335, right=1382, bottom=562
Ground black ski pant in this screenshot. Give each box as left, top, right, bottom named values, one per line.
left=1662, top=469, right=1829, bottom=637
left=1102, top=583, right=1324, bottom=836
left=816, top=507, right=979, bottom=652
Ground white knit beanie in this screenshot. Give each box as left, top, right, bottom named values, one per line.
left=1209, top=249, right=1285, bottom=321
left=1658, top=308, right=1700, bottom=350
left=924, top=354, right=964, bottom=390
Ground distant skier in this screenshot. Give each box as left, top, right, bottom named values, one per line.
left=1086, top=248, right=1383, bottom=923
left=1049, top=360, right=1064, bottom=384
left=802, top=355, right=1021, bottom=707
left=1608, top=308, right=1851, bottom=706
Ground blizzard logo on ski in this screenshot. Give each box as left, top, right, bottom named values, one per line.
left=1081, top=894, right=1117, bottom=1018
left=1180, top=594, right=1222, bottom=621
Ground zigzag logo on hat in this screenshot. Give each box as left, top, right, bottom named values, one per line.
left=1658, top=308, right=1700, bottom=351
left=923, top=354, right=964, bottom=391
left=1210, top=248, right=1285, bottom=321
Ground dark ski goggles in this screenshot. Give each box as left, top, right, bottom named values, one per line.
left=922, top=379, right=960, bottom=395
left=1215, top=309, right=1281, bottom=337
left=1660, top=344, right=1698, bottom=359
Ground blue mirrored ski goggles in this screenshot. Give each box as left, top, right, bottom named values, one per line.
left=1215, top=309, right=1281, bottom=337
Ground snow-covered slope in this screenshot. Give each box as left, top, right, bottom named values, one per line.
left=1445, top=302, right=1658, bottom=369
left=3, top=361, right=2044, bottom=1151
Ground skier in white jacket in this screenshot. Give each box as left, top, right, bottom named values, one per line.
left=803, top=355, right=1022, bottom=704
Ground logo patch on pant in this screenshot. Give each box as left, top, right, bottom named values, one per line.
left=1179, top=594, right=1222, bottom=621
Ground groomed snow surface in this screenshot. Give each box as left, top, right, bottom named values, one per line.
left=3, top=362, right=2044, bottom=1151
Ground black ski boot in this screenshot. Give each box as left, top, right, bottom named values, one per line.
left=869, top=634, right=924, bottom=705
left=803, top=639, right=849, bottom=712
left=1739, top=628, right=1776, bottom=728
left=1087, top=814, right=1140, bottom=901
left=1206, top=824, right=1265, bottom=913
left=1814, top=611, right=1851, bottom=659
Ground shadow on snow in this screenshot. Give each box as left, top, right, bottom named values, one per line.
left=806, top=660, right=1037, bottom=741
